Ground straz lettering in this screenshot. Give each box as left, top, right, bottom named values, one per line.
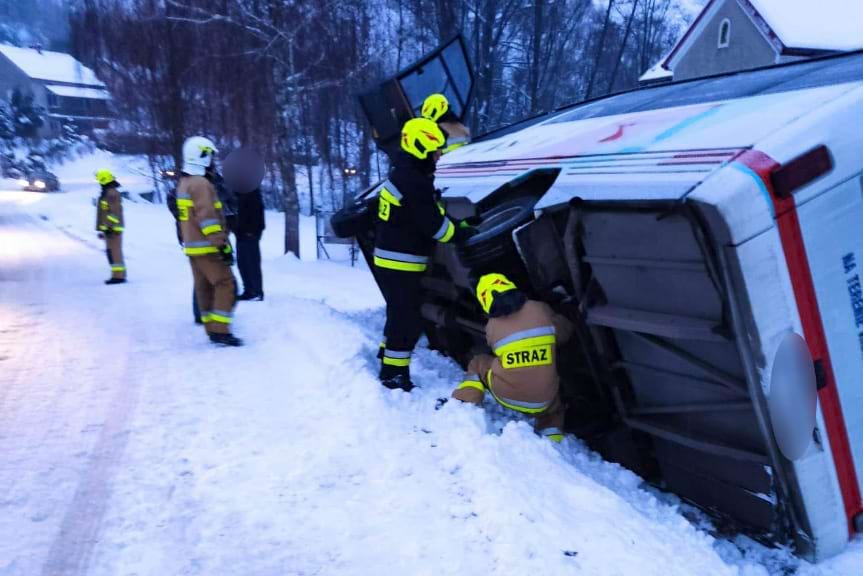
left=178, top=206, right=189, bottom=221
left=502, top=345, right=552, bottom=369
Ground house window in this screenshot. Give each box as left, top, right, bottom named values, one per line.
left=718, top=18, right=731, bottom=48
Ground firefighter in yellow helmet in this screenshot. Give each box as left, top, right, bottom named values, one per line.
left=421, top=93, right=471, bottom=154
left=452, top=273, right=574, bottom=441
left=177, top=136, right=243, bottom=347
left=94, top=169, right=126, bottom=284
left=373, top=118, right=475, bottom=391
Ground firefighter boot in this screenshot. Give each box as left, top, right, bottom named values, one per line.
left=379, top=363, right=414, bottom=392
left=209, top=333, right=244, bottom=347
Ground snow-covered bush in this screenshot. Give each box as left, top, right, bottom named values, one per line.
left=0, top=90, right=94, bottom=173
left=9, top=89, right=44, bottom=140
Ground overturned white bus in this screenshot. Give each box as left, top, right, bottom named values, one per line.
left=334, top=40, right=863, bottom=560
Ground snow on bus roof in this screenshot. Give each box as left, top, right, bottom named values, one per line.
left=749, top=0, right=863, bottom=52
left=0, top=44, right=105, bottom=87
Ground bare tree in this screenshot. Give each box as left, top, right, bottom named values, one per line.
left=68, top=0, right=694, bottom=253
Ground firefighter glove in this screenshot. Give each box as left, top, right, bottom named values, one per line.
left=454, top=221, right=478, bottom=244
left=219, top=243, right=234, bottom=265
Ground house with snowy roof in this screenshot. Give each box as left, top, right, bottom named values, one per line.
left=0, top=43, right=111, bottom=138
left=640, top=0, right=863, bottom=84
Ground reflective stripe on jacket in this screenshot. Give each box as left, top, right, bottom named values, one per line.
left=467, top=300, right=574, bottom=409
left=177, top=175, right=228, bottom=256
left=95, top=184, right=124, bottom=232
left=373, top=151, right=455, bottom=272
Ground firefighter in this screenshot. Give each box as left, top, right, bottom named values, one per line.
left=421, top=93, right=471, bottom=154
left=177, top=136, right=243, bottom=347
left=452, top=273, right=574, bottom=442
left=374, top=117, right=474, bottom=391
left=95, top=169, right=126, bottom=284
left=169, top=161, right=237, bottom=324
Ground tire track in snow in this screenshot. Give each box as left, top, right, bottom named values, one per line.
left=0, top=199, right=143, bottom=576
left=38, top=346, right=135, bottom=576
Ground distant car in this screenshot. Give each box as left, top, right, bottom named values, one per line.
left=20, top=170, right=60, bottom=192
left=160, top=168, right=178, bottom=180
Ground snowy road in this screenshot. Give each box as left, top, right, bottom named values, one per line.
left=1, top=173, right=862, bottom=575
left=0, top=192, right=167, bottom=575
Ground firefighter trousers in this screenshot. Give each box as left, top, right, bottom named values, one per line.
left=376, top=267, right=425, bottom=379
left=189, top=254, right=237, bottom=335
left=104, top=233, right=125, bottom=279
left=453, top=363, right=565, bottom=438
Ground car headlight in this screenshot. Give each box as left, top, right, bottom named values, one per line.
left=16, top=178, right=28, bottom=187
left=34, top=180, right=46, bottom=189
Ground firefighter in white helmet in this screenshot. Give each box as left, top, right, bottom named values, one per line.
left=176, top=136, right=242, bottom=346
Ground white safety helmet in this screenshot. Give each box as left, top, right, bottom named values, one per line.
left=182, top=136, right=218, bottom=176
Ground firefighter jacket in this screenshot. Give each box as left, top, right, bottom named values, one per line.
left=177, top=174, right=229, bottom=256
left=373, top=151, right=457, bottom=273
left=467, top=300, right=573, bottom=412
left=95, top=184, right=124, bottom=233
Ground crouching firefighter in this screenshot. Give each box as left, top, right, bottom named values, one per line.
left=177, top=136, right=243, bottom=347
left=95, top=169, right=126, bottom=284
left=374, top=117, right=474, bottom=391
left=452, top=273, right=573, bottom=442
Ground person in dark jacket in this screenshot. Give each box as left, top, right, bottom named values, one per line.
left=236, top=188, right=266, bottom=300
left=374, top=117, right=474, bottom=391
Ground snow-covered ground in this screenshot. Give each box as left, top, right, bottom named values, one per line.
left=1, top=153, right=861, bottom=575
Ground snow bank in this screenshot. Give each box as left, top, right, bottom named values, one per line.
left=51, top=149, right=154, bottom=196
left=269, top=255, right=382, bottom=312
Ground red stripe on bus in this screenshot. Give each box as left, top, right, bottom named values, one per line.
left=738, top=149, right=862, bottom=536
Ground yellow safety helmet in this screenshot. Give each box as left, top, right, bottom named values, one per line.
left=95, top=168, right=115, bottom=186
left=421, top=93, right=449, bottom=122
left=401, top=118, right=446, bottom=160
left=476, top=273, right=518, bottom=315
